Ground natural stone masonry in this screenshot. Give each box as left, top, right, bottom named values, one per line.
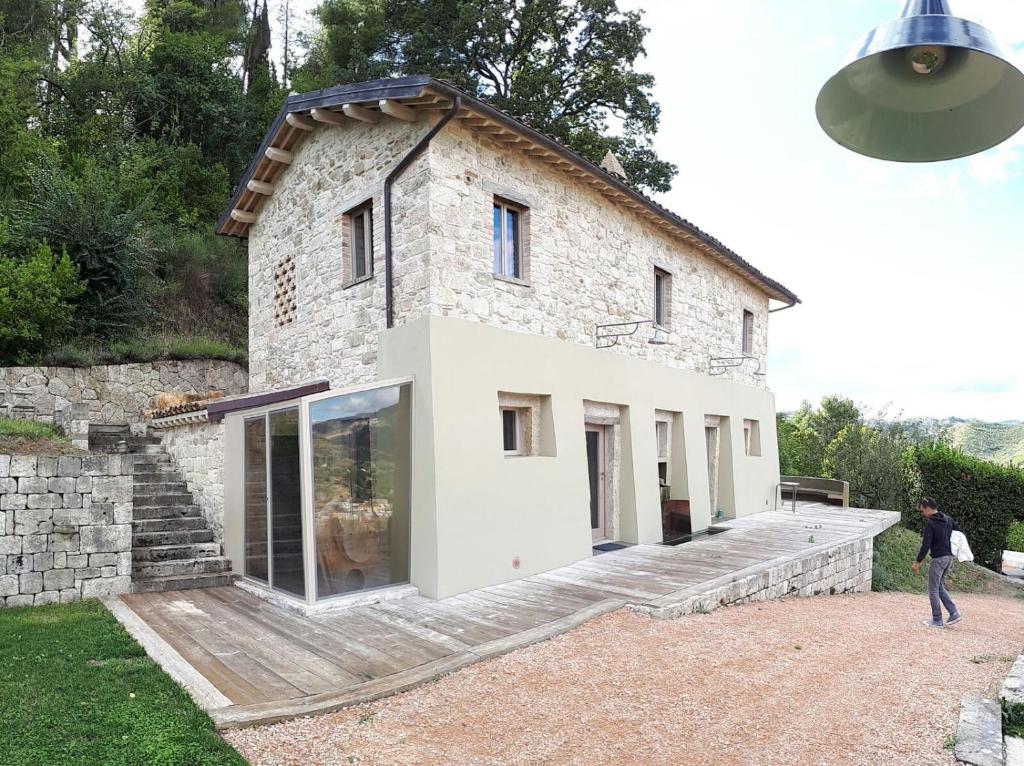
left=0, top=452, right=133, bottom=606
left=630, top=536, right=875, bottom=619
left=150, top=415, right=226, bottom=543
left=0, top=360, right=247, bottom=425
left=954, top=697, right=1004, bottom=766
left=248, top=115, right=771, bottom=395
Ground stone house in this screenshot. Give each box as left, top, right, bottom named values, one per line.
left=210, top=76, right=799, bottom=607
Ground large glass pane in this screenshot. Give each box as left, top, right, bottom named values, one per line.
left=310, top=384, right=412, bottom=599
left=270, top=408, right=305, bottom=598
left=243, top=417, right=268, bottom=583
left=492, top=204, right=503, bottom=274
left=505, top=208, right=520, bottom=278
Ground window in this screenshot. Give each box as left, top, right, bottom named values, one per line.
left=654, top=268, right=671, bottom=327
left=743, top=418, right=762, bottom=456
left=345, top=201, right=373, bottom=282
left=493, top=198, right=522, bottom=279
left=501, top=408, right=522, bottom=455
left=273, top=255, right=297, bottom=327
left=742, top=309, right=754, bottom=354
left=655, top=420, right=669, bottom=487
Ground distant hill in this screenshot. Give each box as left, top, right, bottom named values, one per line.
left=901, top=417, right=1024, bottom=466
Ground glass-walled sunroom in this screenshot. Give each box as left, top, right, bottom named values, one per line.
left=234, top=380, right=413, bottom=606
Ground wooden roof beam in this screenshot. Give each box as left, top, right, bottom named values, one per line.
left=246, top=179, right=274, bottom=195
left=311, top=108, right=348, bottom=126
left=342, top=103, right=380, bottom=123
left=230, top=209, right=257, bottom=224
left=285, top=113, right=316, bottom=131
left=265, top=147, right=294, bottom=164
left=379, top=99, right=418, bottom=122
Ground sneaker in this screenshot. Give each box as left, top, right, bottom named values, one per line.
left=922, top=619, right=944, bottom=628
left=946, top=613, right=962, bottom=626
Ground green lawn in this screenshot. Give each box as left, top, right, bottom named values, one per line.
left=0, top=600, right=246, bottom=766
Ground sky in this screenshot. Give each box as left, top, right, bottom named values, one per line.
left=616, top=1, right=1024, bottom=422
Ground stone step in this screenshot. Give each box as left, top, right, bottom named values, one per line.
left=132, top=556, right=232, bottom=578
left=134, top=470, right=184, bottom=482
left=132, top=543, right=221, bottom=563
left=133, top=493, right=196, bottom=507
left=132, top=516, right=207, bottom=533
left=132, top=504, right=202, bottom=521
left=132, top=572, right=236, bottom=593
left=132, top=454, right=170, bottom=465
left=133, top=528, right=215, bottom=547
left=1006, top=737, right=1024, bottom=766
left=132, top=481, right=190, bottom=494
left=954, top=697, right=1004, bottom=766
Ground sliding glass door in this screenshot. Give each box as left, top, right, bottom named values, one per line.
left=243, top=417, right=268, bottom=583
left=309, top=383, right=412, bottom=599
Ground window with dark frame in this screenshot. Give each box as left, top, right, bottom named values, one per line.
left=348, top=202, right=373, bottom=281
left=654, top=268, right=670, bottom=327
left=742, top=309, right=754, bottom=354
left=493, top=198, right=522, bottom=279
left=501, top=408, right=521, bottom=454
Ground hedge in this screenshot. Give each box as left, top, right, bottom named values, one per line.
left=907, top=443, right=1024, bottom=570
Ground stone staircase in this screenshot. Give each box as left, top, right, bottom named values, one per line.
left=89, top=425, right=233, bottom=593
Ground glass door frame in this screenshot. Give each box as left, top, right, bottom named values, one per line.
left=239, top=375, right=416, bottom=608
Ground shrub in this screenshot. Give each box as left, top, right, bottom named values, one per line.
left=907, top=443, right=1024, bottom=570
left=40, top=345, right=98, bottom=367
left=0, top=237, right=85, bottom=364
left=0, top=417, right=65, bottom=441
left=823, top=421, right=913, bottom=513
left=165, top=337, right=247, bottom=366
left=1008, top=522, right=1024, bottom=554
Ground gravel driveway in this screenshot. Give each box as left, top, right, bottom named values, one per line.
left=225, top=592, right=1024, bottom=766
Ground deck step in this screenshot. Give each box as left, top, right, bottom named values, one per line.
left=133, top=529, right=215, bottom=547
left=132, top=572, right=236, bottom=593
left=132, top=504, right=202, bottom=521
left=132, top=543, right=221, bottom=563
left=132, top=556, right=232, bottom=578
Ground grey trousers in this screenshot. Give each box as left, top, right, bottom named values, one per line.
left=928, top=555, right=958, bottom=623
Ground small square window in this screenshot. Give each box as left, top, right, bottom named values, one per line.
left=501, top=408, right=521, bottom=455
left=742, top=309, right=754, bottom=355
left=344, top=201, right=373, bottom=283
left=654, top=268, right=671, bottom=328
left=493, top=198, right=523, bottom=279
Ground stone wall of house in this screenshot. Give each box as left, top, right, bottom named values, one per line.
left=425, top=123, right=772, bottom=387
left=0, top=453, right=133, bottom=606
left=0, top=361, right=248, bottom=425
left=247, top=116, right=433, bottom=393
left=632, top=535, right=874, bottom=619
left=152, top=417, right=225, bottom=542
left=246, top=114, right=778, bottom=394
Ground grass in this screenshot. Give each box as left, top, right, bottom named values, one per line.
left=0, top=416, right=81, bottom=456
left=38, top=335, right=247, bottom=368
left=0, top=600, right=246, bottom=766
left=0, top=417, right=64, bottom=441
left=872, top=525, right=1024, bottom=599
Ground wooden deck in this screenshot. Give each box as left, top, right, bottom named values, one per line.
left=110, top=502, right=898, bottom=728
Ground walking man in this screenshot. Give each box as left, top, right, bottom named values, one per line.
left=911, top=497, right=962, bottom=628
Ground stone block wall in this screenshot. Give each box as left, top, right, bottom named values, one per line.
left=1, top=360, right=248, bottom=425
left=152, top=416, right=225, bottom=543
left=0, top=453, right=134, bottom=607
left=633, top=536, right=874, bottom=619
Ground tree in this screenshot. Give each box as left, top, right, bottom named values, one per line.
left=822, top=421, right=912, bottom=512
left=810, top=395, right=861, bottom=449
left=0, top=235, right=84, bottom=363
left=297, top=0, right=677, bottom=192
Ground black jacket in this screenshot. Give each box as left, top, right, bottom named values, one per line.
left=917, top=511, right=962, bottom=563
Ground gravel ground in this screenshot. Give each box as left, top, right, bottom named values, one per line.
left=225, top=592, right=1024, bottom=766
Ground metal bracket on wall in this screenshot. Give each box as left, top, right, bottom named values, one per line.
left=708, top=355, right=765, bottom=376
left=595, top=319, right=668, bottom=349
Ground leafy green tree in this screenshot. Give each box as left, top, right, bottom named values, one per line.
left=822, top=422, right=912, bottom=512
left=809, top=395, right=861, bottom=448
left=0, top=237, right=84, bottom=363
left=297, top=0, right=676, bottom=192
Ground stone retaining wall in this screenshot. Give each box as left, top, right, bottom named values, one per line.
left=1, top=360, right=247, bottom=425
left=632, top=535, right=874, bottom=619
left=0, top=453, right=134, bottom=606
left=152, top=415, right=225, bottom=543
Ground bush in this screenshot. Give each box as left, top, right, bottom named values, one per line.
left=823, top=421, right=913, bottom=513
left=40, top=345, right=98, bottom=367
left=1008, top=522, right=1024, bottom=554
left=0, top=237, right=85, bottom=364
left=165, top=336, right=247, bottom=365
left=907, top=443, right=1024, bottom=570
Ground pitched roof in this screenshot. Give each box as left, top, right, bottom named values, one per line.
left=217, top=76, right=799, bottom=305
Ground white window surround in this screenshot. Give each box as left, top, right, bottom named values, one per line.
left=743, top=418, right=762, bottom=457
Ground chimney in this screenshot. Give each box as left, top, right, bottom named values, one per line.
left=600, top=150, right=628, bottom=182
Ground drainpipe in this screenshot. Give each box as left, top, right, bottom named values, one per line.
left=384, top=95, right=463, bottom=329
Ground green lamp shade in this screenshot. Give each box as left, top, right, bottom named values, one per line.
left=816, top=2, right=1024, bottom=162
